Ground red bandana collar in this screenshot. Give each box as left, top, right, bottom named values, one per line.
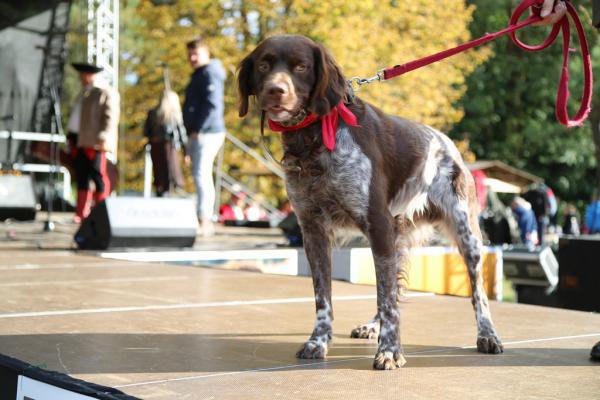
left=267, top=102, right=358, bottom=151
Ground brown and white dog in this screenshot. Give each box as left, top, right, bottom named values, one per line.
left=237, top=35, right=503, bottom=370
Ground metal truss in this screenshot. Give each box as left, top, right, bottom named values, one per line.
left=87, top=0, right=119, bottom=88
left=30, top=1, right=72, bottom=134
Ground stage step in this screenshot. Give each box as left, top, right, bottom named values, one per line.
left=101, top=246, right=503, bottom=300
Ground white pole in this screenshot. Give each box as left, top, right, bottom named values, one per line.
left=143, top=143, right=152, bottom=198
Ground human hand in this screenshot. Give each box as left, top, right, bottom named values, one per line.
left=534, top=0, right=567, bottom=26
left=184, top=155, right=191, bottom=166
left=96, top=138, right=106, bottom=151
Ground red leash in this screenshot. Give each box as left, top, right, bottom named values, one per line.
left=353, top=0, right=592, bottom=127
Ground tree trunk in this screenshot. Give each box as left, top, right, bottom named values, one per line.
left=592, top=116, right=600, bottom=194
left=239, top=0, right=251, bottom=50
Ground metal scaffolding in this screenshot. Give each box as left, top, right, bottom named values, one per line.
left=30, top=1, right=72, bottom=134
left=87, top=0, right=119, bottom=88
left=29, top=0, right=120, bottom=133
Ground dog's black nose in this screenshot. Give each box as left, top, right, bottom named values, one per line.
left=267, top=84, right=286, bottom=96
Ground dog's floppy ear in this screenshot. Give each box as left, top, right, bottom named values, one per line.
left=237, top=54, right=255, bottom=117
left=309, top=43, right=348, bottom=116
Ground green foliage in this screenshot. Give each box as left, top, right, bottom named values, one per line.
left=451, top=0, right=599, bottom=208
left=63, top=0, right=485, bottom=204
left=62, top=0, right=600, bottom=211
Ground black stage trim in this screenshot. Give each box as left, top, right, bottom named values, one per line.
left=0, top=354, right=139, bottom=400
left=0, top=359, right=18, bottom=399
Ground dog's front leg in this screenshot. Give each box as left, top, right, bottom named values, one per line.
left=296, top=219, right=334, bottom=360
left=368, top=211, right=407, bottom=370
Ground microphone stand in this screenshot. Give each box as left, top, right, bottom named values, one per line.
left=44, top=86, right=62, bottom=232
left=1, top=114, right=15, bottom=171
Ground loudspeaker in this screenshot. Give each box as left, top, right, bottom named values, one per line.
left=503, top=246, right=560, bottom=307
left=278, top=212, right=303, bottom=247
left=502, top=245, right=559, bottom=288
left=223, top=219, right=271, bottom=228
left=74, top=197, right=197, bottom=250
left=0, top=175, right=37, bottom=221
left=558, top=236, right=600, bottom=312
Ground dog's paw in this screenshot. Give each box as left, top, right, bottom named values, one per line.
left=296, top=339, right=328, bottom=359
left=373, top=350, right=406, bottom=370
left=477, top=334, right=504, bottom=354
left=350, top=321, right=379, bottom=339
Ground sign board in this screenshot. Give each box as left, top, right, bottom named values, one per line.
left=16, top=376, right=96, bottom=400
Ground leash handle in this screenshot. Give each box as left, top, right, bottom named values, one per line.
left=381, top=0, right=592, bottom=128
left=509, top=0, right=592, bottom=127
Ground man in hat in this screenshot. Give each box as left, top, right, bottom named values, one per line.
left=69, top=62, right=119, bottom=223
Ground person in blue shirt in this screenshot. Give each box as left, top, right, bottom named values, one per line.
left=511, top=196, right=539, bottom=247
left=584, top=195, right=600, bottom=234
left=183, top=37, right=226, bottom=236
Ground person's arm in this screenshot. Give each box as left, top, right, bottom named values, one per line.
left=177, top=121, right=188, bottom=155
left=195, top=72, right=220, bottom=132
left=97, top=88, right=120, bottom=150
left=143, top=110, right=153, bottom=138
left=182, top=78, right=199, bottom=134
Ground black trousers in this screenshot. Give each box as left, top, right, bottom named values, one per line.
left=74, top=147, right=107, bottom=194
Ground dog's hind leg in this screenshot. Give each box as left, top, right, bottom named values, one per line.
left=295, top=216, right=335, bottom=359
left=350, top=315, right=380, bottom=339
left=349, top=216, right=421, bottom=340
left=434, top=175, right=503, bottom=354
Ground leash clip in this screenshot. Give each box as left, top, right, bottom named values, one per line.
left=349, top=70, right=384, bottom=92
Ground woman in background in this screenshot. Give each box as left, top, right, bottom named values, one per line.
left=144, top=90, right=187, bottom=197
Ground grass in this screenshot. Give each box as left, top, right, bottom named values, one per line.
left=502, top=277, right=516, bottom=303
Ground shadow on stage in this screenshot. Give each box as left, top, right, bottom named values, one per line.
left=0, top=332, right=595, bottom=375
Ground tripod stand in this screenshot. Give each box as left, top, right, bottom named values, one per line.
left=43, top=86, right=63, bottom=232
left=1, top=115, right=15, bottom=171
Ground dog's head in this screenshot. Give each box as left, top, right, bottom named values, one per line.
left=237, top=35, right=348, bottom=123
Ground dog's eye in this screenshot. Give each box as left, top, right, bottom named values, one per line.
left=294, top=64, right=307, bottom=72
left=258, top=62, right=270, bottom=73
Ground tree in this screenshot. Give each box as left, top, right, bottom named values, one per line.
left=65, top=0, right=486, bottom=205
left=581, top=2, right=600, bottom=199
left=451, top=0, right=599, bottom=208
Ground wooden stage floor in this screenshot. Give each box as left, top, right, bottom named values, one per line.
left=0, top=214, right=599, bottom=399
